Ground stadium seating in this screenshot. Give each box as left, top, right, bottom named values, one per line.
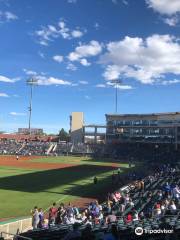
left=15, top=164, right=180, bottom=240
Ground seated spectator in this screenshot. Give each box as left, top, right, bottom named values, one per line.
left=164, top=182, right=171, bottom=196
left=132, top=209, right=138, bottom=221
left=161, top=202, right=166, bottom=215
left=114, top=191, right=121, bottom=201
left=97, top=210, right=104, bottom=224
left=153, top=203, right=161, bottom=217
left=42, top=219, right=49, bottom=228
left=125, top=213, right=132, bottom=223
left=124, top=193, right=130, bottom=205
left=106, top=211, right=117, bottom=224
left=157, top=190, right=163, bottom=201
left=73, top=205, right=79, bottom=217
left=173, top=185, right=180, bottom=199
left=128, top=198, right=134, bottom=207
left=81, top=212, right=87, bottom=222
left=169, top=200, right=177, bottom=214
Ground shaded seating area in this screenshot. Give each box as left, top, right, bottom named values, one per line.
left=15, top=164, right=180, bottom=240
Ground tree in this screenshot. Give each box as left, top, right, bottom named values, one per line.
left=58, top=128, right=69, bottom=142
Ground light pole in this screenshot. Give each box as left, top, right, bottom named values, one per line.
left=26, top=77, right=38, bottom=135
left=112, top=79, right=122, bottom=114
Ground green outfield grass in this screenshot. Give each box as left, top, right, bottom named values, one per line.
left=0, top=156, right=135, bottom=220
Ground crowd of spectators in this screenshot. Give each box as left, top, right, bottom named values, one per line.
left=0, top=140, right=22, bottom=154
left=17, top=163, right=180, bottom=240
left=18, top=142, right=51, bottom=156
left=0, top=140, right=180, bottom=163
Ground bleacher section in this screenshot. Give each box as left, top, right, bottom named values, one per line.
left=15, top=164, right=180, bottom=240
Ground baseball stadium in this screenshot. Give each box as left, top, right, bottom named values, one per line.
left=1, top=0, right=180, bottom=240
left=0, top=111, right=180, bottom=240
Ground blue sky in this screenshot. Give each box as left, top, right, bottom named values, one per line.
left=0, top=0, right=180, bottom=133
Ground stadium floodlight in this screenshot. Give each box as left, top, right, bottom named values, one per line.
left=26, top=77, right=38, bottom=135
left=110, top=79, right=122, bottom=114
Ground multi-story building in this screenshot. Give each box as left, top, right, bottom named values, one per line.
left=106, top=112, right=180, bottom=145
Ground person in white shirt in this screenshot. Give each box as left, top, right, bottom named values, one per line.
left=169, top=200, right=176, bottom=214
left=173, top=185, right=180, bottom=199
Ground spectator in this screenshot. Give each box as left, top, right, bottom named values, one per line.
left=31, top=206, right=40, bottom=229
left=49, top=202, right=57, bottom=225
left=38, top=208, right=44, bottom=228
left=106, top=211, right=117, bottom=224
left=173, top=185, right=180, bottom=199
left=169, top=200, right=177, bottom=214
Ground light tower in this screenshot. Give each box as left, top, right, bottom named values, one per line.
left=111, top=79, right=122, bottom=114
left=26, top=77, right=38, bottom=135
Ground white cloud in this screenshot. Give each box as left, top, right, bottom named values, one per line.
left=100, top=34, right=180, bottom=84
left=103, top=65, right=122, bottom=81
left=146, top=0, right=180, bottom=26
left=68, top=40, right=102, bottom=66
left=23, top=70, right=72, bottom=86
left=116, top=85, right=133, bottom=90
left=23, top=69, right=37, bottom=75
left=0, top=75, right=16, bottom=83
left=122, top=0, right=128, bottom=5
left=79, top=80, right=88, bottom=85
left=4, top=11, right=18, bottom=20
left=71, top=30, right=83, bottom=38
left=9, top=112, right=26, bottom=116
left=146, top=0, right=180, bottom=15
left=163, top=16, right=179, bottom=26
left=53, top=55, right=64, bottom=63
left=80, top=58, right=91, bottom=66
left=35, top=75, right=71, bottom=86
left=0, top=11, right=18, bottom=22
left=35, top=20, right=84, bottom=46
left=0, top=93, right=9, bottom=97
left=161, top=79, right=180, bottom=85
left=96, top=84, right=106, bottom=88
left=66, top=63, right=77, bottom=71
left=106, top=81, right=133, bottom=90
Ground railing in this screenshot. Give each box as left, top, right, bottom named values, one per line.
left=0, top=218, right=32, bottom=240
left=16, top=143, right=26, bottom=154
left=0, top=231, right=32, bottom=240
left=46, top=143, right=54, bottom=155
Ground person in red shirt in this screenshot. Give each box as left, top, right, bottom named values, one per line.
left=125, top=213, right=132, bottom=223
left=49, top=202, right=57, bottom=224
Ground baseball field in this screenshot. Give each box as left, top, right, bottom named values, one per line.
left=0, top=155, right=135, bottom=221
